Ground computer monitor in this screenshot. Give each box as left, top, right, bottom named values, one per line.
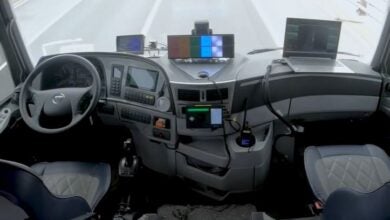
left=283, top=18, right=342, bottom=59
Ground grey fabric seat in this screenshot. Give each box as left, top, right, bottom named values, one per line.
left=304, top=144, right=390, bottom=202
left=31, top=161, right=111, bottom=209
left=0, top=159, right=111, bottom=220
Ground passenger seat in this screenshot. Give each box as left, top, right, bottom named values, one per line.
left=304, top=144, right=390, bottom=202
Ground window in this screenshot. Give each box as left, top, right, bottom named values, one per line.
left=0, top=42, right=15, bottom=102
left=9, top=0, right=390, bottom=65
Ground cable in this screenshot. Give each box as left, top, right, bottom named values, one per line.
left=262, top=61, right=298, bottom=135
left=207, top=77, right=232, bottom=169
left=226, top=119, right=241, bottom=132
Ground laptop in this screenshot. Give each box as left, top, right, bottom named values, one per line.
left=283, top=18, right=353, bottom=73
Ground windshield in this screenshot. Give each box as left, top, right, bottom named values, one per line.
left=10, top=0, right=390, bottom=64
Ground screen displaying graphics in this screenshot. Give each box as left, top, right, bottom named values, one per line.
left=283, top=18, right=341, bottom=58
left=167, top=35, right=234, bottom=59
left=186, top=106, right=223, bottom=128
left=126, top=67, right=159, bottom=92
left=116, top=35, right=145, bottom=54
left=210, top=108, right=223, bottom=126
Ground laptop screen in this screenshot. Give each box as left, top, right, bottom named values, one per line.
left=283, top=18, right=341, bottom=59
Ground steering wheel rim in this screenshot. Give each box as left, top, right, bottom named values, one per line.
left=19, top=54, right=101, bottom=134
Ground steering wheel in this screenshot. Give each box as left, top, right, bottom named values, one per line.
left=19, top=54, right=101, bottom=134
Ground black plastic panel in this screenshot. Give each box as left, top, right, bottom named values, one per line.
left=232, top=73, right=382, bottom=113
left=178, top=89, right=201, bottom=101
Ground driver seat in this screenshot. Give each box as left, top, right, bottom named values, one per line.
left=0, top=159, right=111, bottom=220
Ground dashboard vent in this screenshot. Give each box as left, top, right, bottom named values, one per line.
left=206, top=88, right=228, bottom=101
left=178, top=89, right=200, bottom=101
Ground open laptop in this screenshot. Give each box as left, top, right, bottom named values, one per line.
left=283, top=18, right=353, bottom=73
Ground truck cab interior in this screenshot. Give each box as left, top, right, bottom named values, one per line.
left=1, top=0, right=390, bottom=219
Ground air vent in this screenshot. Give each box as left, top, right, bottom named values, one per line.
left=206, top=88, right=228, bottom=101
left=178, top=89, right=200, bottom=101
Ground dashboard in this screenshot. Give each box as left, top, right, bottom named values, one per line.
left=33, top=19, right=384, bottom=200
left=38, top=50, right=382, bottom=147
left=37, top=51, right=382, bottom=199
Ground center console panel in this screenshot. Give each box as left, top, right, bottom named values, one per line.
left=92, top=53, right=176, bottom=148
left=171, top=81, right=236, bottom=136
left=86, top=51, right=382, bottom=201
left=176, top=123, right=273, bottom=200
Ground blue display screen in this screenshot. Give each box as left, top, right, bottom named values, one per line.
left=116, top=35, right=145, bottom=54
left=210, top=108, right=223, bottom=126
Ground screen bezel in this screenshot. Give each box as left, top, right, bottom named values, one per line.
left=167, top=34, right=235, bottom=59
left=126, top=67, right=159, bottom=92
left=283, top=18, right=342, bottom=59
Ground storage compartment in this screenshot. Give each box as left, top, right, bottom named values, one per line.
left=175, top=123, right=273, bottom=199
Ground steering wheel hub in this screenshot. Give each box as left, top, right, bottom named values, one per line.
left=52, top=93, right=66, bottom=105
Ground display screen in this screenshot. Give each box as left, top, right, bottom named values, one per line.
left=112, top=65, right=124, bottom=79
left=283, top=18, right=341, bottom=58
left=167, top=35, right=234, bottom=59
left=126, top=67, right=158, bottom=92
left=116, top=35, right=145, bottom=54
left=186, top=106, right=223, bottom=128
left=210, top=108, right=223, bottom=126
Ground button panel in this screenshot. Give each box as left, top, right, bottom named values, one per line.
left=121, top=108, right=151, bottom=124
left=125, top=90, right=155, bottom=106
left=110, top=64, right=124, bottom=96
left=110, top=78, right=122, bottom=96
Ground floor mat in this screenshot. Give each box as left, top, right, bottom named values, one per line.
left=156, top=204, right=256, bottom=220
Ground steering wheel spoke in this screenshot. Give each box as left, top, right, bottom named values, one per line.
left=30, top=99, right=44, bottom=124
left=60, top=87, right=92, bottom=115
left=28, top=88, right=51, bottom=119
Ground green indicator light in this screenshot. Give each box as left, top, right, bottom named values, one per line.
left=187, top=108, right=209, bottom=113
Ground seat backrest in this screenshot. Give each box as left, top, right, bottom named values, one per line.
left=0, top=159, right=91, bottom=220
left=323, top=182, right=390, bottom=220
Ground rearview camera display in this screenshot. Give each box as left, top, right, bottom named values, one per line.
left=167, top=34, right=234, bottom=59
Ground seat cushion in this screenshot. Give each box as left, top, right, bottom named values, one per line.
left=31, top=161, right=111, bottom=210
left=304, top=144, right=390, bottom=202
left=323, top=182, right=390, bottom=220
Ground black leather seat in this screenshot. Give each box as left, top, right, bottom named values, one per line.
left=323, top=182, right=390, bottom=220
left=0, top=159, right=111, bottom=220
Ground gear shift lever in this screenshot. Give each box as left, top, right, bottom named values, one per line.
left=119, top=138, right=139, bottom=177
